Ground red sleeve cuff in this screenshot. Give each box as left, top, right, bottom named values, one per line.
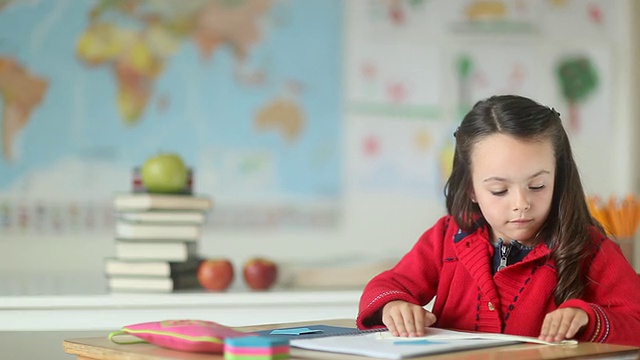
left=357, top=290, right=418, bottom=329
left=558, top=299, right=604, bottom=342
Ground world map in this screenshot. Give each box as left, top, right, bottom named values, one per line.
left=0, top=0, right=341, bottom=229
left=75, top=0, right=276, bottom=125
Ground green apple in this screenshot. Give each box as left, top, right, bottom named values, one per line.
left=141, top=153, right=188, bottom=193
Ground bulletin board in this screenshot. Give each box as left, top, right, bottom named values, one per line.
left=345, top=0, right=616, bottom=199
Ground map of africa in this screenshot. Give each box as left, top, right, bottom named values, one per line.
left=0, top=0, right=341, bottom=228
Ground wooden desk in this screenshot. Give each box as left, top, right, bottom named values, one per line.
left=63, top=319, right=640, bottom=360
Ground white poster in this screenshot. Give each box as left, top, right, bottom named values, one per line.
left=450, top=44, right=540, bottom=112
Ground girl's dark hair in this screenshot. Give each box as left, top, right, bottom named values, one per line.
left=444, top=94, right=604, bottom=305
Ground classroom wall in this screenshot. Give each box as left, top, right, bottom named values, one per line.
left=1, top=1, right=639, bottom=294
left=632, top=0, right=640, bottom=195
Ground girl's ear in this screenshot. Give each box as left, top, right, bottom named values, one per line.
left=469, top=189, right=477, bottom=203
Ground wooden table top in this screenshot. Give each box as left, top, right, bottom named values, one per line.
left=63, top=319, right=640, bottom=360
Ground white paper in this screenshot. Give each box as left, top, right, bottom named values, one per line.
left=376, top=328, right=578, bottom=346
left=290, top=331, right=497, bottom=359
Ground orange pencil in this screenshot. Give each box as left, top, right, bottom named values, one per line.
left=605, top=197, right=619, bottom=237
left=622, top=194, right=633, bottom=237
left=629, top=194, right=640, bottom=237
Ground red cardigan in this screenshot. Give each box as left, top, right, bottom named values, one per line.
left=357, top=215, right=640, bottom=346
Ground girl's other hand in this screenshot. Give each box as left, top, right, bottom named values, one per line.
left=382, top=300, right=437, bottom=337
left=539, top=307, right=588, bottom=342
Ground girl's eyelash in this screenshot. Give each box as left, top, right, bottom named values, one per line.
left=490, top=185, right=545, bottom=196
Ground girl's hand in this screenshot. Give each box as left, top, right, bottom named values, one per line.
left=382, top=300, right=437, bottom=337
left=539, top=307, right=588, bottom=342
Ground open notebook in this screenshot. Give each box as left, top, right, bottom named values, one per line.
left=286, top=327, right=577, bottom=359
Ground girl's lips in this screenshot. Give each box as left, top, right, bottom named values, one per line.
left=510, top=218, right=532, bottom=224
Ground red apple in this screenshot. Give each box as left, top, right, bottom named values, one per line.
left=243, top=257, right=278, bottom=290
left=197, top=259, right=234, bottom=291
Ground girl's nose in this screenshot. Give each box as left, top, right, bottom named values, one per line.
left=513, top=191, right=530, bottom=211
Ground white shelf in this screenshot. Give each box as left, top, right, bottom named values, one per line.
left=0, top=289, right=362, bottom=331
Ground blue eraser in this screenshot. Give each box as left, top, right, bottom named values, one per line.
left=225, top=335, right=289, bottom=348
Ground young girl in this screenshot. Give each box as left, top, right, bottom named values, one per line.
left=357, top=95, right=640, bottom=346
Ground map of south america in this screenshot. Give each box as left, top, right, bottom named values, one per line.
left=0, top=57, right=48, bottom=162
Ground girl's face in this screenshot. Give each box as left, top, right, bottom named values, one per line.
left=470, top=133, right=555, bottom=246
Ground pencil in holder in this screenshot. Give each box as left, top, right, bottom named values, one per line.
left=587, top=194, right=640, bottom=267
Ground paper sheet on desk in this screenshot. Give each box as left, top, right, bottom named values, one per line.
left=290, top=328, right=576, bottom=360
left=377, top=328, right=578, bottom=346
left=291, top=332, right=516, bottom=359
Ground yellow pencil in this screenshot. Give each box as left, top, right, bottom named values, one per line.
left=586, top=195, right=640, bottom=238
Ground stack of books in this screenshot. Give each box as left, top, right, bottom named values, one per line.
left=105, top=192, right=212, bottom=292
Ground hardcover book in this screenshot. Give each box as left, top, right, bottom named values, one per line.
left=108, top=271, right=200, bottom=293
left=115, top=221, right=201, bottom=241
left=114, top=193, right=212, bottom=212
left=104, top=257, right=202, bottom=277
left=116, top=211, right=206, bottom=225
left=114, top=240, right=198, bottom=262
